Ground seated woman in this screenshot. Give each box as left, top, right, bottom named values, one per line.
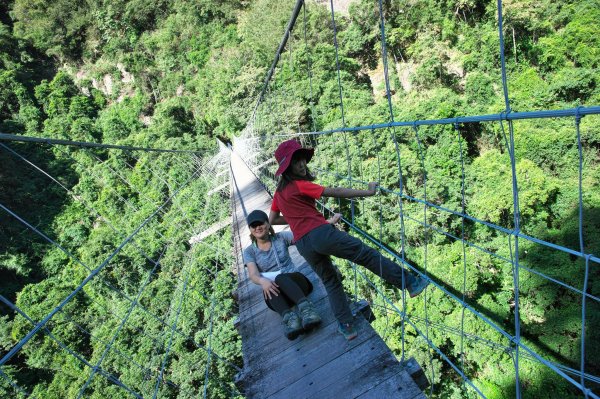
left=243, top=209, right=321, bottom=340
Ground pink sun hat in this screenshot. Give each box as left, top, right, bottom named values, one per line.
left=274, top=139, right=315, bottom=177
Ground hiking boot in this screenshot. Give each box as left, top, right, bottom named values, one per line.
left=338, top=322, right=358, bottom=341
left=297, top=300, right=322, bottom=331
left=282, top=311, right=303, bottom=340
left=408, top=275, right=430, bottom=298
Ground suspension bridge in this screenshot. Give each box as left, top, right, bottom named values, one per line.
left=1, top=0, right=599, bottom=398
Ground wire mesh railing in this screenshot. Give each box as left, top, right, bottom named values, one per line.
left=234, top=0, right=600, bottom=397
left=0, top=138, right=242, bottom=398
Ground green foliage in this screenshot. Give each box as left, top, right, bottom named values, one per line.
left=0, top=253, right=30, bottom=277
left=35, top=72, right=79, bottom=117
left=149, top=98, right=196, bottom=139
left=1, top=0, right=599, bottom=397
left=238, top=0, right=295, bottom=65
left=548, top=67, right=597, bottom=103
left=461, top=22, right=500, bottom=75
left=464, top=71, right=496, bottom=110
left=536, top=0, right=600, bottom=70
left=0, top=68, right=40, bottom=133
left=31, top=72, right=105, bottom=141
left=96, top=93, right=145, bottom=142
left=0, top=70, right=28, bottom=121
left=12, top=0, right=90, bottom=60
left=508, top=67, right=552, bottom=110
left=467, top=149, right=559, bottom=229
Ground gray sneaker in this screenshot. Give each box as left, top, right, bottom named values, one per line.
left=408, top=275, right=430, bottom=298
left=282, top=311, right=303, bottom=340
left=338, top=322, right=358, bottom=341
left=297, top=300, right=322, bottom=331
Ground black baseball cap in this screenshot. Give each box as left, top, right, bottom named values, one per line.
left=246, top=210, right=268, bottom=226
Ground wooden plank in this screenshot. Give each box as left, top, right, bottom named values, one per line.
left=401, top=357, right=430, bottom=391
left=243, top=316, right=377, bottom=398
left=265, top=335, right=398, bottom=399
left=353, top=371, right=427, bottom=399
left=188, top=218, right=231, bottom=244
left=238, top=296, right=337, bottom=363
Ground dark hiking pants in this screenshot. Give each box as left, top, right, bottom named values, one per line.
left=266, top=272, right=313, bottom=315
left=296, top=223, right=415, bottom=324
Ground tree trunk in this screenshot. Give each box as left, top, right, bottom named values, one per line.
left=512, top=26, right=517, bottom=63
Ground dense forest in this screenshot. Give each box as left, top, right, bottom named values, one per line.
left=0, top=0, right=598, bottom=398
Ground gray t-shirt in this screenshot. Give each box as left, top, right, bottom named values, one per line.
left=242, top=231, right=295, bottom=274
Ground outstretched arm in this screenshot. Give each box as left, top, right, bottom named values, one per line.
left=322, top=182, right=379, bottom=199
left=269, top=209, right=288, bottom=225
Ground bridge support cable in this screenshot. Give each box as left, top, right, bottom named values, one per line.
left=76, top=247, right=166, bottom=397
left=310, top=164, right=600, bottom=293
left=302, top=1, right=318, bottom=133
left=239, top=0, right=600, bottom=394
left=60, top=146, right=202, bottom=242
left=344, top=260, right=486, bottom=397
left=310, top=163, right=600, bottom=395
left=152, top=256, right=190, bottom=399
left=375, top=1, right=438, bottom=391
left=0, top=367, right=31, bottom=398
left=367, top=128, right=393, bottom=343
left=251, top=0, right=305, bottom=120
left=0, top=291, right=238, bottom=399
left=0, top=140, right=242, bottom=397
left=0, top=132, right=203, bottom=154
left=80, top=147, right=230, bottom=257
left=0, top=295, right=144, bottom=399
left=495, top=0, right=525, bottom=395
left=370, top=299, right=600, bottom=387
left=1, top=287, right=221, bottom=398
left=575, top=107, right=593, bottom=397
left=203, top=296, right=217, bottom=399
left=0, top=164, right=201, bottom=366
left=56, top=143, right=235, bottom=278
left=1, top=141, right=237, bottom=315
left=244, top=136, right=600, bottom=398
left=455, top=122, right=470, bottom=392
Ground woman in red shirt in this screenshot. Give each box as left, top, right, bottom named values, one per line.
left=269, top=139, right=430, bottom=340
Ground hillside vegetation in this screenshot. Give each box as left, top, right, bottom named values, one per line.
left=0, top=0, right=598, bottom=397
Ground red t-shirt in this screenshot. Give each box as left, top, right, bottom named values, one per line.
left=271, top=180, right=328, bottom=241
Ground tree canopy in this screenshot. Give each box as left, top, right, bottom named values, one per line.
left=1, top=0, right=598, bottom=397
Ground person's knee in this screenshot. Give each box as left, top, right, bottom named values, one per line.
left=352, top=243, right=375, bottom=261
left=274, top=274, right=286, bottom=285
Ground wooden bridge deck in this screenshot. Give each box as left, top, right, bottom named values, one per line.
left=229, top=149, right=425, bottom=399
